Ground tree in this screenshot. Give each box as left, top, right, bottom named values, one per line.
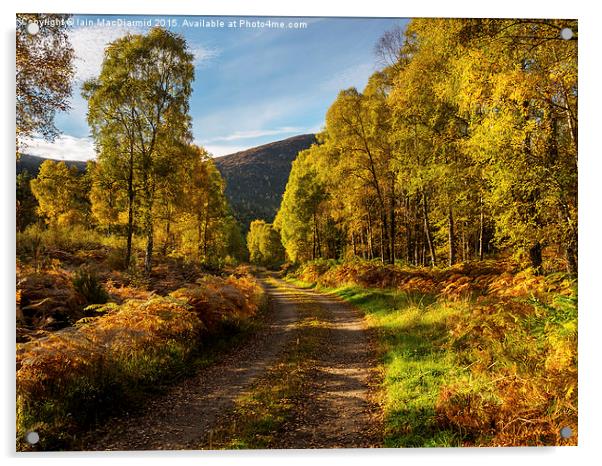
left=247, top=220, right=285, bottom=268
left=274, top=18, right=577, bottom=275
left=451, top=19, right=578, bottom=273
left=30, top=160, right=88, bottom=227
left=178, top=145, right=231, bottom=262
left=83, top=27, right=195, bottom=273
left=89, top=158, right=125, bottom=235
left=16, top=14, right=74, bottom=157
left=16, top=171, right=38, bottom=232
left=275, top=145, right=331, bottom=263
left=323, top=77, right=397, bottom=264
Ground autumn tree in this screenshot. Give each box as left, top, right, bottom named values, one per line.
left=176, top=145, right=232, bottom=262
left=16, top=14, right=74, bottom=157
left=89, top=157, right=125, bottom=235
left=30, top=160, right=88, bottom=227
left=450, top=19, right=578, bottom=273
left=274, top=145, right=332, bottom=263
left=83, top=27, right=194, bottom=273
left=387, top=20, right=475, bottom=267
left=275, top=18, right=577, bottom=275
left=323, top=82, right=397, bottom=264
left=247, top=220, right=285, bottom=268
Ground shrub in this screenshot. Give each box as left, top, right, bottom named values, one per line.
left=16, top=224, right=46, bottom=270
left=71, top=266, right=109, bottom=305
left=17, top=225, right=104, bottom=264
left=17, top=267, right=86, bottom=333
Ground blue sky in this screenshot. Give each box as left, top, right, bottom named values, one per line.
left=27, top=14, right=407, bottom=159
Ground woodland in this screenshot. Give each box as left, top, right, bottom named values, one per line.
left=16, top=16, right=577, bottom=450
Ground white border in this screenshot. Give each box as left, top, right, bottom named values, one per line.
left=2, top=1, right=600, bottom=466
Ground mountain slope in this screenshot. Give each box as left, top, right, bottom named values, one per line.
left=17, top=154, right=88, bottom=175
left=214, top=134, right=316, bottom=230
left=16, top=134, right=316, bottom=233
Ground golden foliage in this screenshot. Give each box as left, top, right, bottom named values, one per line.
left=16, top=273, right=264, bottom=450
left=297, top=259, right=577, bottom=446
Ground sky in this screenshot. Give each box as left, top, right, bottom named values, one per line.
left=25, top=14, right=407, bottom=160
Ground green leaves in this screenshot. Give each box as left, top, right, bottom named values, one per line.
left=247, top=220, right=285, bottom=268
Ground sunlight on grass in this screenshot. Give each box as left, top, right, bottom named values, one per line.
left=332, top=285, right=464, bottom=447
left=327, top=279, right=577, bottom=447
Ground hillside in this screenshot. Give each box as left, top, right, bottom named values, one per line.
left=16, top=154, right=88, bottom=175
left=16, top=134, right=316, bottom=233
left=214, top=134, right=316, bottom=230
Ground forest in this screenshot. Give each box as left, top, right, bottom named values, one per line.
left=276, top=19, right=577, bottom=276
left=16, top=16, right=577, bottom=450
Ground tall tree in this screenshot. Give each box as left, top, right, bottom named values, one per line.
left=83, top=27, right=194, bottom=273
left=16, top=14, right=74, bottom=157
left=452, top=19, right=578, bottom=273
left=275, top=145, right=331, bottom=263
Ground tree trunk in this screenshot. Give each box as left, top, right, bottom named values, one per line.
left=144, top=226, right=153, bottom=275
left=142, top=176, right=155, bottom=275
left=566, top=242, right=578, bottom=276
left=162, top=214, right=171, bottom=256
left=203, top=208, right=209, bottom=258
left=312, top=213, right=317, bottom=260
left=367, top=211, right=375, bottom=260
left=315, top=213, right=322, bottom=258
left=125, top=144, right=135, bottom=270
left=197, top=215, right=203, bottom=255
left=351, top=230, right=357, bottom=257
left=461, top=222, right=466, bottom=262
left=379, top=219, right=386, bottom=264
left=422, top=192, right=436, bottom=267
left=478, top=197, right=484, bottom=261
left=389, top=182, right=396, bottom=265
left=529, top=242, right=543, bottom=275
left=448, top=206, right=456, bottom=266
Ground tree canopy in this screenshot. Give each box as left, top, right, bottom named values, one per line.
left=16, top=14, right=75, bottom=157
left=275, top=19, right=577, bottom=274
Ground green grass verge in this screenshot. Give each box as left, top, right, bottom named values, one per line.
left=330, top=285, right=465, bottom=447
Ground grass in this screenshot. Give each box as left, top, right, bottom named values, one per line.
left=331, top=286, right=463, bottom=447
left=288, top=260, right=578, bottom=447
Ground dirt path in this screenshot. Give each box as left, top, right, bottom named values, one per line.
left=81, top=275, right=379, bottom=450
left=273, top=279, right=380, bottom=448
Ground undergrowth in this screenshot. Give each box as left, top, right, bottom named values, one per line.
left=290, top=259, right=577, bottom=447
left=16, top=274, right=265, bottom=451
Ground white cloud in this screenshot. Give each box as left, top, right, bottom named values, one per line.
left=202, top=145, right=250, bottom=157
left=69, top=25, right=218, bottom=83
left=23, top=135, right=96, bottom=162
left=69, top=24, right=145, bottom=83
left=189, top=43, right=220, bottom=68
left=200, top=126, right=304, bottom=143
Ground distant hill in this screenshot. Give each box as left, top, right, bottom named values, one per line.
left=17, top=154, right=88, bottom=176
left=214, top=134, right=316, bottom=231
left=16, top=134, right=316, bottom=232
